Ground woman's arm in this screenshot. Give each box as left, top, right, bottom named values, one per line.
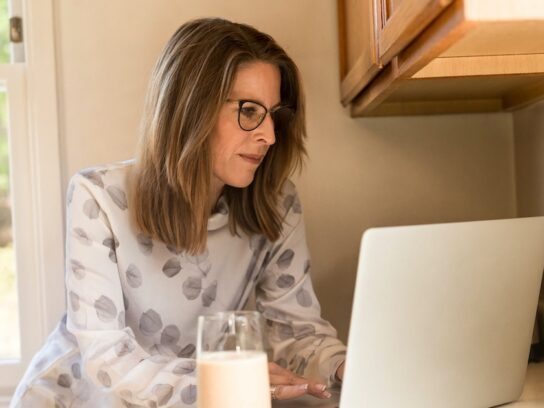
left=65, top=172, right=196, bottom=407
left=255, top=181, right=346, bottom=389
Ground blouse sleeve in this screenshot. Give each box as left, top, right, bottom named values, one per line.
left=255, top=181, right=346, bottom=387
left=65, top=172, right=197, bottom=407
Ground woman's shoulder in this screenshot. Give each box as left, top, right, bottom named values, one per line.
left=67, top=160, right=135, bottom=208
left=70, top=160, right=134, bottom=188
left=278, top=179, right=303, bottom=217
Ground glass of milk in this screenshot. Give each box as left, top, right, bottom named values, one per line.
left=196, top=311, right=271, bottom=408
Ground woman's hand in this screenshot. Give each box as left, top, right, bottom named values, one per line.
left=268, top=362, right=332, bottom=400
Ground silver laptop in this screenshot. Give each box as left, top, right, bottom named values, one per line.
left=340, top=217, right=544, bottom=408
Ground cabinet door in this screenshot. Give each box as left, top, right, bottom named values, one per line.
left=338, top=0, right=381, bottom=105
left=378, top=0, right=454, bottom=64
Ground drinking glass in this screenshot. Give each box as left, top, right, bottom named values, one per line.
left=196, top=311, right=271, bottom=408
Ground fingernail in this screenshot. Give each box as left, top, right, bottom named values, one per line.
left=317, top=384, right=327, bottom=392
left=323, top=391, right=332, bottom=398
left=298, top=383, right=309, bottom=391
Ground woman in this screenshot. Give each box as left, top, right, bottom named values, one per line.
left=11, top=18, right=346, bottom=407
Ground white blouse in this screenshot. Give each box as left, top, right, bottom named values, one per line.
left=10, top=160, right=346, bottom=407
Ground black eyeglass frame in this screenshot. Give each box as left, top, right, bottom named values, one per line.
left=226, top=98, right=294, bottom=132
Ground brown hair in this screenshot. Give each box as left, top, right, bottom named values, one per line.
left=128, top=18, right=307, bottom=254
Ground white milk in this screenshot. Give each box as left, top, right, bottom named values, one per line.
left=197, top=350, right=271, bottom=408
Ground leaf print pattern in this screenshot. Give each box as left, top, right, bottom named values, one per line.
left=182, top=277, right=202, bottom=300
left=304, top=259, right=311, bottom=274
left=162, top=258, right=182, bottom=278
left=83, top=198, right=100, bottom=219
left=15, top=169, right=347, bottom=407
left=126, top=264, right=142, bottom=288
left=69, top=291, right=80, bottom=311
left=160, top=325, right=180, bottom=347
left=137, top=233, right=153, bottom=255
left=202, top=281, right=217, bottom=307
left=152, top=384, right=173, bottom=406
left=73, top=228, right=91, bottom=245
left=173, top=360, right=196, bottom=375
left=277, top=249, right=295, bottom=270
left=249, top=235, right=267, bottom=252
left=139, top=309, right=163, bottom=336
left=166, top=244, right=182, bottom=255
left=276, top=274, right=295, bottom=289
left=70, top=259, right=86, bottom=279
left=186, top=249, right=212, bottom=276
left=106, top=186, right=127, bottom=210
left=296, top=288, right=312, bottom=307
left=283, top=193, right=302, bottom=214
left=96, top=370, right=111, bottom=387
left=81, top=171, right=104, bottom=188
left=94, top=296, right=117, bottom=322
left=283, top=194, right=295, bottom=213
left=181, top=384, right=197, bottom=404
left=103, top=236, right=119, bottom=263
left=71, top=362, right=81, bottom=379
left=57, top=373, right=72, bottom=388
left=177, top=343, right=196, bottom=358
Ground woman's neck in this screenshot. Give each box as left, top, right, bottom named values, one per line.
left=210, top=178, right=225, bottom=214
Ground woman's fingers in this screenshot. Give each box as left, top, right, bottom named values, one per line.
left=268, top=362, right=331, bottom=399
left=307, top=382, right=332, bottom=399
left=269, top=373, right=306, bottom=386
left=272, top=383, right=309, bottom=400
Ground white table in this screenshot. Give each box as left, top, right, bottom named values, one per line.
left=273, top=363, right=544, bottom=407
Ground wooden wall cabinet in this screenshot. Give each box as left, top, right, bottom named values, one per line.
left=338, top=0, right=544, bottom=116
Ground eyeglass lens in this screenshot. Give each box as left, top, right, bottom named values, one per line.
left=238, top=100, right=293, bottom=132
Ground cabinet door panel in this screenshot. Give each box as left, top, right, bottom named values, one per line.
left=338, top=0, right=381, bottom=105
left=379, top=0, right=454, bottom=64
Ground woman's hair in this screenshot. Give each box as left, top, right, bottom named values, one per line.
left=128, top=18, right=307, bottom=254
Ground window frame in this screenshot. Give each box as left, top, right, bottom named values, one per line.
left=0, top=0, right=64, bottom=399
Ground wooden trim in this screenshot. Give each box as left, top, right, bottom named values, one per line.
left=351, top=59, right=400, bottom=116
left=366, top=98, right=503, bottom=116
left=340, top=54, right=382, bottom=105
left=339, top=0, right=383, bottom=105
left=503, top=77, right=544, bottom=110
left=337, top=0, right=348, bottom=79
left=415, top=54, right=544, bottom=78
left=379, top=0, right=454, bottom=65
left=396, top=0, right=472, bottom=78
left=352, top=0, right=471, bottom=116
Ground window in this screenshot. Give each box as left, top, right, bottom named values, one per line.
left=0, top=0, right=64, bottom=401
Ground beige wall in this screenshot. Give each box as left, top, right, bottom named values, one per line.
left=513, top=99, right=544, bottom=302
left=514, top=100, right=544, bottom=218
left=54, top=0, right=517, bottom=342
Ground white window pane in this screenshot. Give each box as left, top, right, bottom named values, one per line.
left=0, top=87, right=20, bottom=360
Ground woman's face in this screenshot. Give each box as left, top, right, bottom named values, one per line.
left=210, top=60, right=281, bottom=193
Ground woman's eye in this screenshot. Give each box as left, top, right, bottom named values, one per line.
left=240, top=107, right=258, bottom=118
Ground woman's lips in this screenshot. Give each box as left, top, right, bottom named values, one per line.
left=239, top=154, right=263, bottom=165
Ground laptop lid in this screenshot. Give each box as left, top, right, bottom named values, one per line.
left=340, top=217, right=544, bottom=408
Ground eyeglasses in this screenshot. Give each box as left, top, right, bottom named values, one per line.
left=227, top=99, right=294, bottom=132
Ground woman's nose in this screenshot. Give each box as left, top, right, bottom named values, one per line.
left=255, top=114, right=276, bottom=145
